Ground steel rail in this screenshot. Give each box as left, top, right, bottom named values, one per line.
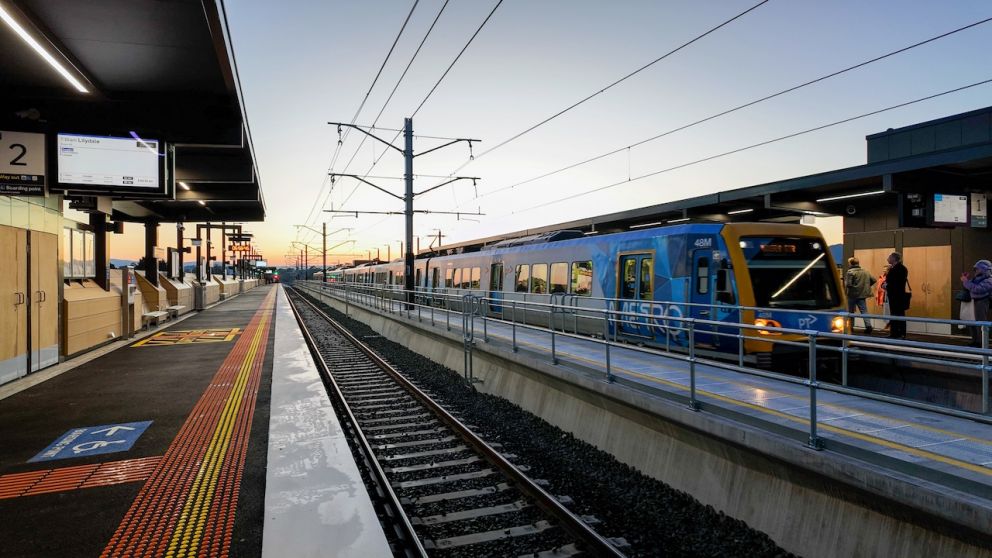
left=289, top=286, right=627, bottom=557
left=285, top=288, right=430, bottom=557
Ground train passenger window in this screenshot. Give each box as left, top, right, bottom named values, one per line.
left=445, top=268, right=454, bottom=288
left=622, top=259, right=637, bottom=298
left=639, top=258, right=653, bottom=300
left=696, top=257, right=709, bottom=294
left=432, top=268, right=440, bottom=290
left=453, top=269, right=462, bottom=289
left=531, top=264, right=548, bottom=294
left=471, top=267, right=481, bottom=289
left=550, top=263, right=568, bottom=294
left=515, top=265, right=530, bottom=292
left=461, top=269, right=472, bottom=289
left=415, top=269, right=422, bottom=288
left=571, top=261, right=593, bottom=296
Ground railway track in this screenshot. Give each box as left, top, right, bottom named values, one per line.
left=286, top=287, right=628, bottom=557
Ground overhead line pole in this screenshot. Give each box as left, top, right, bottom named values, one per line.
left=327, top=118, right=480, bottom=304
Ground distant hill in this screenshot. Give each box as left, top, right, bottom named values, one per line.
left=110, top=258, right=136, bottom=268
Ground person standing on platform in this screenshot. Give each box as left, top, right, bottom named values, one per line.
left=961, top=259, right=992, bottom=347
left=845, top=257, right=876, bottom=334
left=885, top=252, right=909, bottom=339
left=877, top=264, right=890, bottom=330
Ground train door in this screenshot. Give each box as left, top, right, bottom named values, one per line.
left=617, top=254, right=653, bottom=338
left=689, top=250, right=717, bottom=347
left=489, top=262, right=503, bottom=314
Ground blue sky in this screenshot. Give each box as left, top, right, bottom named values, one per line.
left=218, top=0, right=991, bottom=266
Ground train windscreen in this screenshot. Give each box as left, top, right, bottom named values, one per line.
left=739, top=236, right=839, bottom=309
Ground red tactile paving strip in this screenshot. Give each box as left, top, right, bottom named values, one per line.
left=100, top=288, right=276, bottom=558
left=0, top=456, right=162, bottom=499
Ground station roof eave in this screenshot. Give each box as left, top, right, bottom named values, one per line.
left=0, top=0, right=265, bottom=223
left=426, top=134, right=992, bottom=256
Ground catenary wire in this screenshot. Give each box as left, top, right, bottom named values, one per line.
left=298, top=1, right=420, bottom=244
left=427, top=0, right=770, bottom=188
left=458, top=15, right=992, bottom=206
left=494, top=78, right=992, bottom=217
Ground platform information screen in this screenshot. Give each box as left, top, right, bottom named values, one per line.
left=57, top=133, right=161, bottom=189
left=932, top=193, right=969, bottom=225
left=255, top=260, right=268, bottom=268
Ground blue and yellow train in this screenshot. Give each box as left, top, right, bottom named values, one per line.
left=340, top=222, right=846, bottom=365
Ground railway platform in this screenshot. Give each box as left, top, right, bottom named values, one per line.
left=297, top=281, right=992, bottom=557
left=0, top=285, right=390, bottom=558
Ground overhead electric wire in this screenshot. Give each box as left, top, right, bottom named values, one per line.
left=334, top=0, right=451, bottom=187
left=496, top=77, right=992, bottom=217
left=460, top=15, right=992, bottom=206
left=299, top=0, right=419, bottom=244
left=336, top=0, right=497, bottom=212
left=427, top=0, right=770, bottom=188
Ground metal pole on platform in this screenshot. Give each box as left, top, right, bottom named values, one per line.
left=688, top=322, right=699, bottom=411
left=807, top=333, right=822, bottom=449
left=604, top=301, right=613, bottom=382
left=983, top=324, right=989, bottom=415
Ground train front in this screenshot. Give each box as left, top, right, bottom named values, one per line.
left=721, top=223, right=846, bottom=366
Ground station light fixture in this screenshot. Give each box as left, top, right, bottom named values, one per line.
left=667, top=217, right=690, bottom=223
left=0, top=4, right=89, bottom=93
left=727, top=208, right=754, bottom=215
left=197, top=200, right=206, bottom=206
left=815, top=190, right=885, bottom=203
left=178, top=181, right=191, bottom=190
left=629, top=221, right=662, bottom=230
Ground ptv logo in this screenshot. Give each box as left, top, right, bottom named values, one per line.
left=797, top=314, right=818, bottom=329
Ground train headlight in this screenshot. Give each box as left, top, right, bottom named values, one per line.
left=831, top=316, right=845, bottom=333
left=754, top=318, right=782, bottom=335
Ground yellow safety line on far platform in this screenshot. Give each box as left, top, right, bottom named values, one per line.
left=504, top=334, right=992, bottom=477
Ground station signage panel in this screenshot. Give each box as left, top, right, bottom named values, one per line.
left=53, top=133, right=172, bottom=197
left=971, top=193, right=987, bottom=228
left=931, top=193, right=968, bottom=225
left=229, top=243, right=252, bottom=252
left=0, top=130, right=46, bottom=196
left=255, top=260, right=268, bottom=268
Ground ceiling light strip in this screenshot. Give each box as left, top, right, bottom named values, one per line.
left=815, top=190, right=885, bottom=203
left=0, top=5, right=88, bottom=93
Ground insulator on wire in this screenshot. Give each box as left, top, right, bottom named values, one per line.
left=468, top=140, right=474, bottom=160
left=337, top=125, right=343, bottom=146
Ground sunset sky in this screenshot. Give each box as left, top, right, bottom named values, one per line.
left=103, top=0, right=992, bottom=266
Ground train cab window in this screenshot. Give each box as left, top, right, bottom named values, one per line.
left=432, top=268, right=440, bottom=290
left=445, top=268, right=454, bottom=288
left=571, top=261, right=593, bottom=296
left=622, top=259, right=637, bottom=298
left=639, top=258, right=653, bottom=300
left=470, top=267, right=481, bottom=289
left=550, top=263, right=568, bottom=294
left=515, top=265, right=530, bottom=292
left=531, top=264, right=548, bottom=294
left=696, top=257, right=709, bottom=294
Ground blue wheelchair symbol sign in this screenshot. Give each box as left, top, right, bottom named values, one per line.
left=29, top=421, right=152, bottom=463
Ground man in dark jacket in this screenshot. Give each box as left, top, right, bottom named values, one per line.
left=845, top=257, right=876, bottom=334
left=961, top=259, right=992, bottom=347
left=885, top=252, right=909, bottom=339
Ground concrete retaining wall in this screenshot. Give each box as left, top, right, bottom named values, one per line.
left=300, top=285, right=992, bottom=558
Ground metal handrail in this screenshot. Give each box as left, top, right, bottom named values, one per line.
left=299, top=281, right=992, bottom=422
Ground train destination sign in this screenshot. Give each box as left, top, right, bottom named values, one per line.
left=0, top=130, right=46, bottom=196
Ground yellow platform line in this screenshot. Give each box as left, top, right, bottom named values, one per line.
left=497, top=333, right=992, bottom=477
left=166, top=290, right=274, bottom=558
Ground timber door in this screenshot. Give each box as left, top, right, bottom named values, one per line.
left=30, top=231, right=59, bottom=370
left=903, top=245, right=952, bottom=334
left=0, top=225, right=28, bottom=384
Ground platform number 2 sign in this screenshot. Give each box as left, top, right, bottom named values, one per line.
left=0, top=130, right=46, bottom=195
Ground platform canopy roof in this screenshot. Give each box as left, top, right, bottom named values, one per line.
left=430, top=106, right=992, bottom=255
left=0, top=0, right=264, bottom=222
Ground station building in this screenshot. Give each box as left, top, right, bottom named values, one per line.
left=0, top=1, right=265, bottom=386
